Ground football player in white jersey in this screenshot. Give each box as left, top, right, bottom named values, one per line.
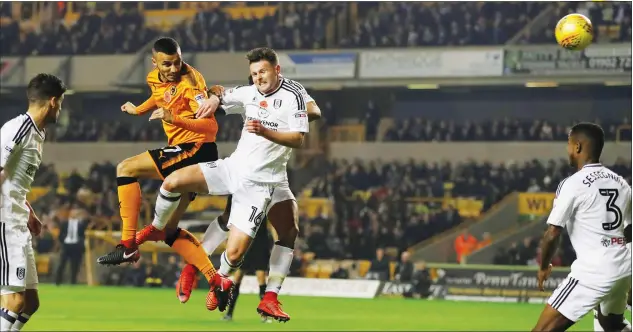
left=0, top=73, right=67, bottom=331
left=533, top=123, right=632, bottom=332
left=141, top=47, right=315, bottom=322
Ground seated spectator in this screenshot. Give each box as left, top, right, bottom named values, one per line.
left=330, top=263, right=350, bottom=279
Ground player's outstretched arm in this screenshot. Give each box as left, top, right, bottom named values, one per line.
left=122, top=97, right=157, bottom=115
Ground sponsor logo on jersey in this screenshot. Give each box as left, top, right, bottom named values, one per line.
left=274, top=99, right=282, bottom=109
left=247, top=116, right=278, bottom=131
left=258, top=107, right=270, bottom=118
left=194, top=93, right=205, bottom=105
left=26, top=164, right=37, bottom=176
left=294, top=112, right=307, bottom=118
left=602, top=236, right=627, bottom=247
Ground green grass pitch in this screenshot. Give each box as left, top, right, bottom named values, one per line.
left=24, top=284, right=631, bottom=331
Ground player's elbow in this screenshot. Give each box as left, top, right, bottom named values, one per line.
left=307, top=103, right=322, bottom=122
left=291, top=133, right=305, bottom=148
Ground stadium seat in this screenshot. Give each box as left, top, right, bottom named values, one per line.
left=305, top=263, right=319, bottom=278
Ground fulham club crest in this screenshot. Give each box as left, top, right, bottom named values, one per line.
left=16, top=267, right=25, bottom=280
left=274, top=99, right=282, bottom=109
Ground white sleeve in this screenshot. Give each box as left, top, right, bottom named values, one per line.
left=293, top=81, right=314, bottom=104
left=287, top=94, right=309, bottom=133
left=221, top=86, right=250, bottom=107
left=546, top=178, right=576, bottom=227
left=0, top=120, right=26, bottom=169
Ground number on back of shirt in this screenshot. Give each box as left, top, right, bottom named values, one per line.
left=600, top=189, right=623, bottom=231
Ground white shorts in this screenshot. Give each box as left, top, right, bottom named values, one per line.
left=200, top=159, right=289, bottom=238
left=548, top=273, right=631, bottom=322
left=0, top=222, right=38, bottom=295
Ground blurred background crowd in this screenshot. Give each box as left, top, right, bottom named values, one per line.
left=1, top=1, right=631, bottom=289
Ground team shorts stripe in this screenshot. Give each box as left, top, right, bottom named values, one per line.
left=552, top=277, right=578, bottom=309
left=0, top=223, right=8, bottom=286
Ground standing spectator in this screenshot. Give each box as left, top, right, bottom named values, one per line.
left=366, top=248, right=390, bottom=281
left=454, top=229, right=478, bottom=263
left=394, top=251, right=415, bottom=282
left=55, top=205, right=91, bottom=285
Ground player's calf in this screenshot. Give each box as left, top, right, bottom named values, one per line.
left=10, top=289, right=39, bottom=331
left=0, top=292, right=25, bottom=331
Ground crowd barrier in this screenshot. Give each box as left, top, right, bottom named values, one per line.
left=236, top=263, right=571, bottom=303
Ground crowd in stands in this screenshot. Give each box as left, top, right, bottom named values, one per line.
left=46, top=115, right=632, bottom=143
left=519, top=2, right=632, bottom=44
left=0, top=2, right=341, bottom=55
left=382, top=118, right=632, bottom=142
left=340, top=2, right=546, bottom=48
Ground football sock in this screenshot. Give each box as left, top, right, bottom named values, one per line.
left=593, top=310, right=604, bottom=332
left=219, top=251, right=242, bottom=276
left=259, top=284, right=267, bottom=300
left=117, top=177, right=142, bottom=247
left=168, top=228, right=216, bottom=284
left=151, top=187, right=182, bottom=230
left=226, top=283, right=241, bottom=316
left=10, top=313, right=29, bottom=331
left=265, top=243, right=293, bottom=294
left=0, top=308, right=17, bottom=331
left=201, top=216, right=229, bottom=255
left=593, top=309, right=632, bottom=332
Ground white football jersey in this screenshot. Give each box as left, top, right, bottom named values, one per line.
left=546, top=163, right=632, bottom=282
left=0, top=114, right=45, bottom=225
left=220, top=78, right=311, bottom=183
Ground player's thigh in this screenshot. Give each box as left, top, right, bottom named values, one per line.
left=117, top=150, right=164, bottom=180
left=162, top=164, right=213, bottom=194
left=1, top=224, right=29, bottom=291
left=23, top=288, right=39, bottom=313
left=24, top=242, right=38, bottom=292
left=600, top=276, right=632, bottom=316
left=149, top=142, right=219, bottom=180
left=267, top=187, right=298, bottom=238
left=227, top=184, right=273, bottom=239
left=545, top=276, right=606, bottom=323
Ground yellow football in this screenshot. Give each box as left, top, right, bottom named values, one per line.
left=555, top=13, right=594, bottom=51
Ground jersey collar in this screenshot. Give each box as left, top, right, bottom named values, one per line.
left=25, top=113, right=45, bottom=139
left=582, top=163, right=603, bottom=168
left=258, top=78, right=284, bottom=97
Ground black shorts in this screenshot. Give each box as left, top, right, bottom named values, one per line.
left=241, top=222, right=272, bottom=273
left=148, top=142, right=218, bottom=179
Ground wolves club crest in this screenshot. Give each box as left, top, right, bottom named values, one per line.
left=274, top=99, right=282, bottom=109
left=16, top=267, right=25, bottom=280
left=164, top=86, right=177, bottom=103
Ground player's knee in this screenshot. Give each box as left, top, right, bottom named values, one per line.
left=225, top=246, right=245, bottom=264
left=117, top=158, right=138, bottom=177
left=4, top=292, right=26, bottom=313
left=24, top=294, right=40, bottom=315
left=277, top=225, right=298, bottom=248
left=161, top=174, right=182, bottom=193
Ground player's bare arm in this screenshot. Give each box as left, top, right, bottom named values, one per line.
left=247, top=120, right=305, bottom=148
left=307, top=101, right=321, bottom=122
left=25, top=200, right=42, bottom=236
left=537, top=224, right=561, bottom=290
